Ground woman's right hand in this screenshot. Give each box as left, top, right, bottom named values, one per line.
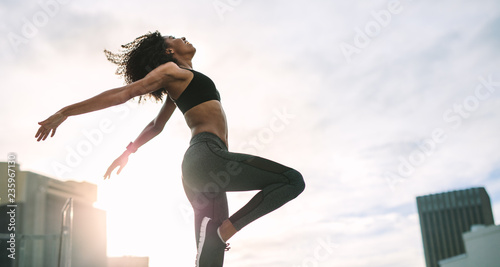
left=104, top=152, right=130, bottom=179
left=35, top=112, right=68, bottom=141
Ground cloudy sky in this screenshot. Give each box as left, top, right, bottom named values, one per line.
left=1, top=0, right=499, bottom=266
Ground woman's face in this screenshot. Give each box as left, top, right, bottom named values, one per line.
left=164, top=36, right=195, bottom=56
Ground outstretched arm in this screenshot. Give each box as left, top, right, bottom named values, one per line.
left=103, top=97, right=176, bottom=179
left=35, top=62, right=178, bottom=141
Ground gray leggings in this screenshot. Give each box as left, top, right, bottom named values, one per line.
left=182, top=132, right=305, bottom=249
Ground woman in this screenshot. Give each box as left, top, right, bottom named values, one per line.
left=35, top=31, right=305, bottom=267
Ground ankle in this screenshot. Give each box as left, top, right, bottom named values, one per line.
left=219, top=219, right=237, bottom=242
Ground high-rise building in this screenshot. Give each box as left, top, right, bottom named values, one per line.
left=0, top=162, right=107, bottom=267
left=416, top=187, right=495, bottom=267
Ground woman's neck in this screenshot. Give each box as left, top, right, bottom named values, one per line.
left=175, top=58, right=193, bottom=70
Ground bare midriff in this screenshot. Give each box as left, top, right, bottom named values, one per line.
left=183, top=100, right=228, bottom=147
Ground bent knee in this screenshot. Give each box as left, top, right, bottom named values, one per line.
left=284, top=169, right=305, bottom=196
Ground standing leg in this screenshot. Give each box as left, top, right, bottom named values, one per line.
left=183, top=179, right=228, bottom=267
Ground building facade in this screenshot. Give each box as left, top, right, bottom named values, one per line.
left=0, top=162, right=107, bottom=267
left=439, top=224, right=500, bottom=267
left=416, top=187, right=495, bottom=267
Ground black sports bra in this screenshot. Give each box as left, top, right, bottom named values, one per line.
left=172, top=68, right=221, bottom=114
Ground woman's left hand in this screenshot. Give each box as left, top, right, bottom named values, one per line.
left=104, top=152, right=130, bottom=179
left=35, top=112, right=67, bottom=141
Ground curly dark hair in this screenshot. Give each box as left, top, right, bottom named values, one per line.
left=104, top=31, right=175, bottom=103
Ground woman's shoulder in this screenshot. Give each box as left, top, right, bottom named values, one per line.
left=156, top=62, right=192, bottom=80
left=156, top=61, right=180, bottom=73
